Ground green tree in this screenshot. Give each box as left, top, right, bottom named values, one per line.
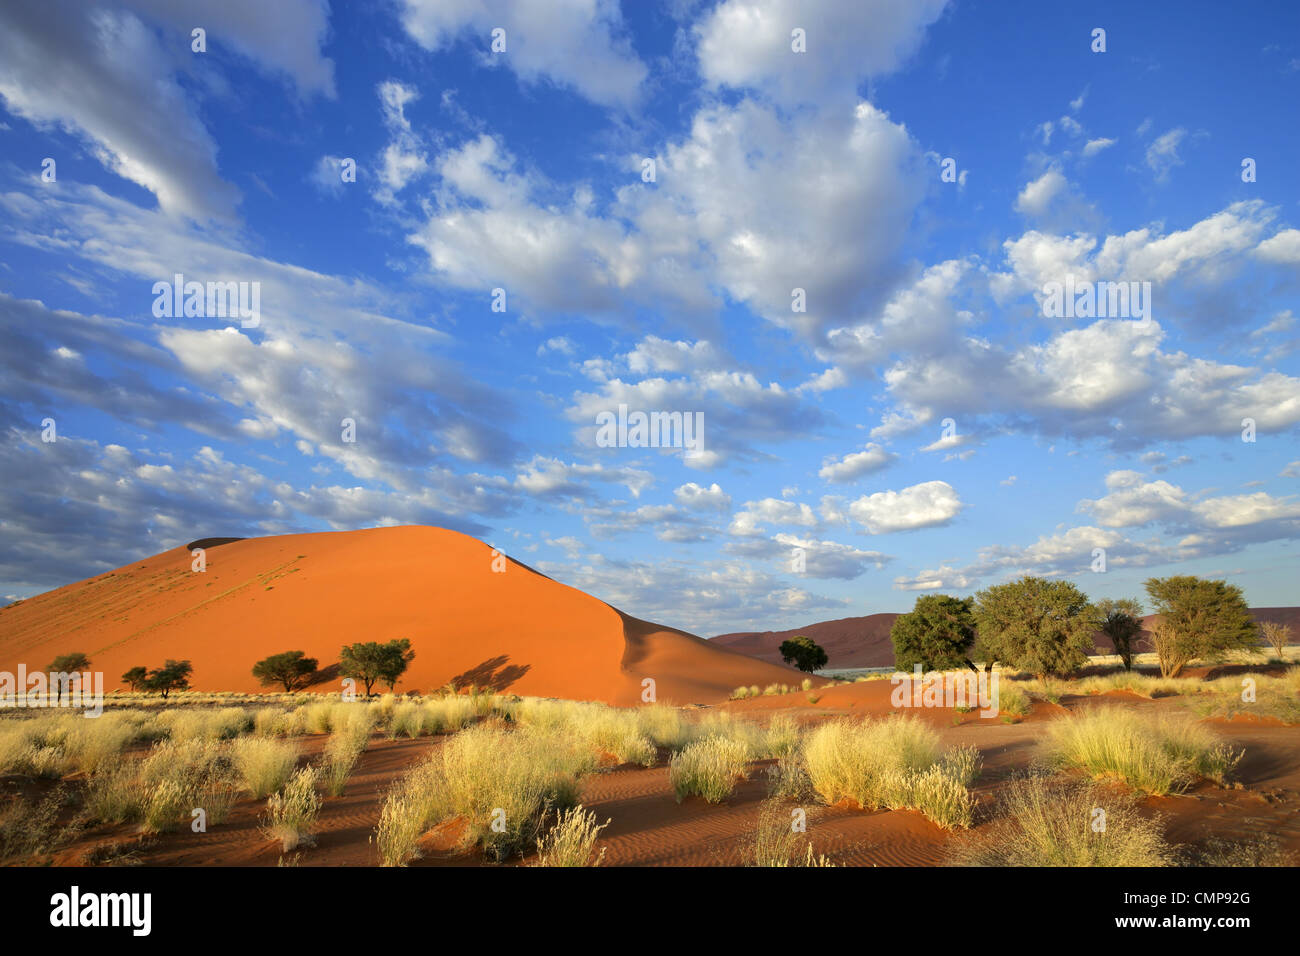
left=1093, top=598, right=1144, bottom=672
left=778, top=636, right=828, bottom=673
left=1143, top=576, right=1257, bottom=677
left=144, top=659, right=193, bottom=699
left=47, top=652, right=91, bottom=673
left=340, top=639, right=415, bottom=695
left=972, top=576, right=1096, bottom=680
left=252, top=650, right=319, bottom=692
left=121, top=666, right=149, bottom=692
left=890, top=595, right=976, bottom=672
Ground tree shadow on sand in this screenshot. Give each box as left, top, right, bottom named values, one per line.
left=448, top=656, right=530, bottom=693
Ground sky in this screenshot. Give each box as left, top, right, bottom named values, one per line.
left=0, top=0, right=1298, bottom=637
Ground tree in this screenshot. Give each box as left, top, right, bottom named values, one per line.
left=339, top=639, right=415, bottom=695
left=1258, top=621, right=1292, bottom=661
left=144, top=659, right=193, bottom=699
left=121, top=666, right=149, bottom=692
left=891, top=595, right=976, bottom=672
left=252, top=650, right=319, bottom=692
left=1093, top=598, right=1144, bottom=671
left=1143, top=576, right=1257, bottom=677
left=972, top=576, right=1096, bottom=680
left=778, top=636, right=828, bottom=673
left=47, top=652, right=90, bottom=673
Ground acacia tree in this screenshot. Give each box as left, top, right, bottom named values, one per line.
left=121, top=666, right=149, bottom=692
left=1143, top=576, right=1257, bottom=677
left=145, top=660, right=193, bottom=699
left=252, top=650, right=319, bottom=691
left=340, top=639, right=415, bottom=695
left=891, top=595, right=976, bottom=672
left=779, top=636, right=828, bottom=673
left=1259, top=621, right=1292, bottom=661
left=972, top=576, right=1095, bottom=681
left=1093, top=598, right=1145, bottom=671
left=47, top=652, right=91, bottom=673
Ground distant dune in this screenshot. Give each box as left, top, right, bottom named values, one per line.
left=712, top=614, right=901, bottom=668
left=713, top=607, right=1300, bottom=669
left=0, top=526, right=801, bottom=705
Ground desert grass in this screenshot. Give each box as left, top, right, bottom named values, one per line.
left=995, top=682, right=1032, bottom=720
left=668, top=736, right=750, bottom=803
left=230, top=737, right=301, bottom=798
left=375, top=723, right=596, bottom=864
left=321, top=707, right=376, bottom=797
left=533, top=805, right=610, bottom=866
left=263, top=766, right=322, bottom=852
left=1042, top=706, right=1242, bottom=795
left=949, top=774, right=1172, bottom=866
left=800, top=715, right=980, bottom=829
left=1188, top=668, right=1300, bottom=724
left=0, top=785, right=82, bottom=862
left=750, top=801, right=834, bottom=867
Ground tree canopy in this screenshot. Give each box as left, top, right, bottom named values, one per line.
left=779, top=636, right=828, bottom=673
left=340, top=639, right=415, bottom=695
left=252, top=650, right=319, bottom=692
left=891, top=594, right=977, bottom=672
left=972, top=576, right=1095, bottom=678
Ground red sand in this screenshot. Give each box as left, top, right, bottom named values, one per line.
left=0, top=526, right=803, bottom=705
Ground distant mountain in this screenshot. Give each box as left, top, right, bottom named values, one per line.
left=711, top=607, right=1300, bottom=669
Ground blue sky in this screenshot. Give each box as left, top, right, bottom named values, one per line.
left=1, top=0, right=1298, bottom=636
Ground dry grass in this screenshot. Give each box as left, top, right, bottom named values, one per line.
left=263, top=766, right=322, bottom=852
left=374, top=723, right=596, bottom=864
left=668, top=736, right=750, bottom=803
left=801, top=715, right=980, bottom=829
left=1042, top=706, right=1241, bottom=795
left=949, top=774, right=1172, bottom=866
left=533, top=805, right=610, bottom=866
left=230, top=737, right=301, bottom=798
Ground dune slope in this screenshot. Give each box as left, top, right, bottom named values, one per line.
left=0, top=526, right=800, bottom=705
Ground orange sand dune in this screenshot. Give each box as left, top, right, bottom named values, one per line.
left=0, top=526, right=801, bottom=705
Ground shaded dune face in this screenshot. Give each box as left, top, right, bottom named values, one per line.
left=0, top=526, right=801, bottom=705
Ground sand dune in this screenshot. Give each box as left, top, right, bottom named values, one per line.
left=0, top=526, right=801, bottom=705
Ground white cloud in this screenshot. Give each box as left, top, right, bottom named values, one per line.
left=398, top=0, right=646, bottom=108
left=694, top=0, right=949, bottom=106
left=674, top=482, right=731, bottom=511
left=817, top=443, right=895, bottom=482
left=848, top=480, right=962, bottom=534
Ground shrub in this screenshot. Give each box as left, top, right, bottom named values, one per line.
left=231, top=738, right=301, bottom=798
left=264, top=766, right=322, bottom=852
left=375, top=724, right=595, bottom=864
left=750, top=801, right=834, bottom=867
left=801, top=715, right=980, bottom=828
left=668, top=737, right=750, bottom=803
left=534, top=805, right=610, bottom=867
left=949, top=774, right=1171, bottom=866
left=1042, top=707, right=1241, bottom=795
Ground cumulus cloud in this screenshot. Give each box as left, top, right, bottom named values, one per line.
left=694, top=0, right=949, bottom=106
left=397, top=0, right=646, bottom=107
left=848, top=480, right=963, bottom=534
left=818, top=443, right=895, bottom=482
